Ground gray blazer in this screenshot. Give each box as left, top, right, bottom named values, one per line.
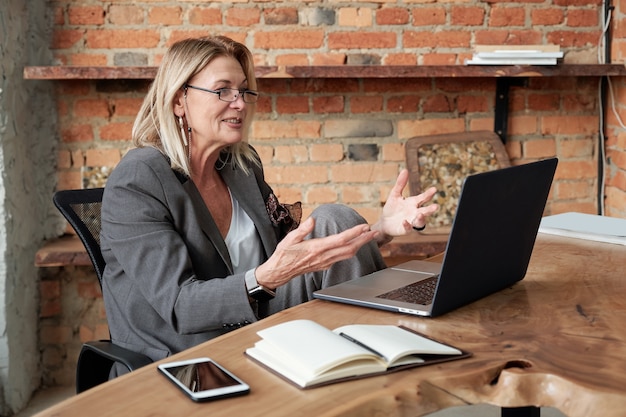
left=100, top=146, right=283, bottom=362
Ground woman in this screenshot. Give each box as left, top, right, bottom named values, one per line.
left=100, top=35, right=438, bottom=366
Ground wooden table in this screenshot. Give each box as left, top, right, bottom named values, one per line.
left=35, top=234, right=626, bottom=417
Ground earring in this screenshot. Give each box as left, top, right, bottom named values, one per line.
left=178, top=116, right=188, bottom=147
left=186, top=126, right=192, bottom=160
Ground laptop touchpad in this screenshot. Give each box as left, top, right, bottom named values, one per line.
left=356, top=268, right=435, bottom=291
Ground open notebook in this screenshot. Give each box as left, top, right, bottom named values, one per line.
left=314, top=158, right=558, bottom=317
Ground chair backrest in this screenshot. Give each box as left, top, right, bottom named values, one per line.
left=53, top=188, right=106, bottom=286
left=405, top=131, right=510, bottom=233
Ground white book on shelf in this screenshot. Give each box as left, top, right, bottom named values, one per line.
left=465, top=56, right=558, bottom=66
left=538, top=212, right=626, bottom=245
left=474, top=44, right=561, bottom=53
left=475, top=51, right=563, bottom=59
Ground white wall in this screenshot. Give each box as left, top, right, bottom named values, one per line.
left=0, top=0, right=61, bottom=414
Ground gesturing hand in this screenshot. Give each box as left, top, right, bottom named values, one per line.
left=254, top=217, right=378, bottom=289
left=371, top=169, right=439, bottom=239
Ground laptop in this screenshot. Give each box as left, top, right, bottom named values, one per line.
left=314, top=157, right=558, bottom=317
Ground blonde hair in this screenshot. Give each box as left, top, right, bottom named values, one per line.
left=132, top=36, right=259, bottom=176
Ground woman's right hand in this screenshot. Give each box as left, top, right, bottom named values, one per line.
left=253, top=217, right=379, bottom=289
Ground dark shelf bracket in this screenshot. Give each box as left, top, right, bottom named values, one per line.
left=494, top=78, right=527, bottom=143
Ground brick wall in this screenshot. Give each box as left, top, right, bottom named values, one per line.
left=40, top=266, right=108, bottom=386
left=49, top=0, right=623, bottom=219
left=53, top=1, right=604, bottom=67
left=39, top=0, right=626, bottom=387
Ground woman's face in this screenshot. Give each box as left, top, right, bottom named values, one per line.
left=179, top=55, right=251, bottom=155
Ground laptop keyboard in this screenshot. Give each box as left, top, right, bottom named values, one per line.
left=376, top=275, right=439, bottom=305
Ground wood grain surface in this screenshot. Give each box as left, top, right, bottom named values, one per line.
left=35, top=234, right=626, bottom=417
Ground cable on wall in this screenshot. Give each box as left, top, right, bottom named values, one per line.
left=597, top=0, right=613, bottom=215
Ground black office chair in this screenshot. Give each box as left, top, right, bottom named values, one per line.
left=53, top=188, right=153, bottom=394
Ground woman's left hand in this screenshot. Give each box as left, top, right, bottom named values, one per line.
left=370, top=169, right=439, bottom=242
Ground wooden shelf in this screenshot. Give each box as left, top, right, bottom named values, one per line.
left=23, top=64, right=626, bottom=80
left=35, top=235, right=92, bottom=267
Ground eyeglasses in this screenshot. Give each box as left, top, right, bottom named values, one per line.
left=184, top=84, right=259, bottom=103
